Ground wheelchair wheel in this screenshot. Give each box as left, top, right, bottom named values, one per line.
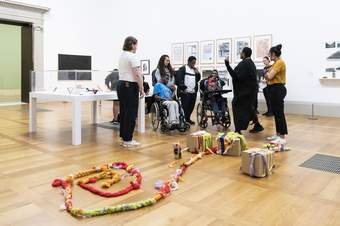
left=178, top=115, right=190, bottom=132
left=222, top=107, right=231, bottom=129
left=196, top=103, right=208, bottom=129
left=150, top=103, right=160, bottom=131
left=222, top=117, right=231, bottom=129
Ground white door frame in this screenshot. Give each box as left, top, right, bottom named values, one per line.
left=0, top=0, right=49, bottom=72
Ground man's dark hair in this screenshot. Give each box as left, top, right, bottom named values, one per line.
left=242, top=47, right=252, bottom=58
left=187, top=56, right=197, bottom=63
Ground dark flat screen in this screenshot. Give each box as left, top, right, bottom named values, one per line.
left=58, top=54, right=92, bottom=80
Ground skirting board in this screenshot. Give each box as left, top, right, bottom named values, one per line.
left=257, top=100, right=340, bottom=118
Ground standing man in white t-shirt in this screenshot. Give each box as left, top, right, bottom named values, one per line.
left=175, top=56, right=201, bottom=125
left=118, top=36, right=144, bottom=148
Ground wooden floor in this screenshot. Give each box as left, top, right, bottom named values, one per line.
left=0, top=101, right=340, bottom=226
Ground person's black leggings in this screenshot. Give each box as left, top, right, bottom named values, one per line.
left=263, top=86, right=272, bottom=113
left=117, top=81, right=139, bottom=141
left=268, top=84, right=288, bottom=135
left=181, top=92, right=197, bottom=121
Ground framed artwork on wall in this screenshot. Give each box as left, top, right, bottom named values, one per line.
left=200, top=40, right=215, bottom=64
left=200, top=66, right=215, bottom=79
left=184, top=41, right=199, bottom=64
left=216, top=66, right=231, bottom=88
left=216, top=38, right=232, bottom=64
left=253, top=34, right=272, bottom=62
left=171, top=43, right=184, bottom=65
left=140, top=59, right=150, bottom=75
left=234, top=37, right=251, bottom=63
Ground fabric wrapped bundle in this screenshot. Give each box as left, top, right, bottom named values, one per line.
left=186, top=131, right=212, bottom=153
left=216, top=132, right=247, bottom=156
left=241, top=148, right=274, bottom=178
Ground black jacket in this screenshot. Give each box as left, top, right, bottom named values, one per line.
left=226, top=58, right=257, bottom=99
left=175, top=65, right=201, bottom=93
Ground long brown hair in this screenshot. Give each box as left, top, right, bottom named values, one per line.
left=157, top=54, right=175, bottom=79
left=122, top=36, right=138, bottom=51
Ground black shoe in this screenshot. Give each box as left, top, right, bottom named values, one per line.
left=265, top=112, right=274, bottom=117
left=111, top=120, right=119, bottom=125
left=249, top=123, right=264, bottom=133
left=187, top=119, right=195, bottom=125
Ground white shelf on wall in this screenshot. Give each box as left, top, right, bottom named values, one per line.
left=319, top=76, right=340, bottom=87
left=319, top=77, right=340, bottom=81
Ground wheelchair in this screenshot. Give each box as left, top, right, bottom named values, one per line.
left=196, top=80, right=232, bottom=129
left=150, top=95, right=190, bottom=133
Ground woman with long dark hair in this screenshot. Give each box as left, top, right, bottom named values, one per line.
left=153, top=54, right=175, bottom=87
left=265, top=44, right=288, bottom=142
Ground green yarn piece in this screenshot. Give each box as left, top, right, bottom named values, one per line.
left=69, top=198, right=157, bottom=218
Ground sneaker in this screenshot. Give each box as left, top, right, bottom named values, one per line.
left=249, top=123, right=264, bottom=133
left=270, top=137, right=287, bottom=152
left=266, top=135, right=280, bottom=141
left=122, top=140, right=140, bottom=148
left=111, top=120, right=119, bottom=125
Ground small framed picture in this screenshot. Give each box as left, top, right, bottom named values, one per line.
left=216, top=38, right=232, bottom=64
left=216, top=66, right=231, bottom=88
left=140, top=60, right=150, bottom=75
left=200, top=66, right=215, bottom=79
left=200, top=40, right=215, bottom=64
left=253, top=34, right=272, bottom=62
left=184, top=41, right=199, bottom=64
left=234, top=37, right=251, bottom=63
left=171, top=43, right=184, bottom=65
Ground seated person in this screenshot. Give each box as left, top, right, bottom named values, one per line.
left=105, top=69, right=120, bottom=124
left=204, top=70, right=227, bottom=120
left=153, top=76, right=179, bottom=125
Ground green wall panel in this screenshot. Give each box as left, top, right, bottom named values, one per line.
left=0, top=23, right=21, bottom=89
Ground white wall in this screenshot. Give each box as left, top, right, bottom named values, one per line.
left=20, top=0, right=340, bottom=104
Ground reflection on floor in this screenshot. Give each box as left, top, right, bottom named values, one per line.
left=0, top=95, right=22, bottom=106
left=0, top=102, right=340, bottom=226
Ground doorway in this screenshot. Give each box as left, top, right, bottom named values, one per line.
left=0, top=21, right=33, bottom=105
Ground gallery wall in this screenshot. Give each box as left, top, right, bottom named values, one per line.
left=19, top=0, right=340, bottom=105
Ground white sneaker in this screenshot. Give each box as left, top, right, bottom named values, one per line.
left=130, top=140, right=141, bottom=146
left=266, top=135, right=280, bottom=141
left=122, top=140, right=140, bottom=148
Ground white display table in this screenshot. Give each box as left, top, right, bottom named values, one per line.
left=29, top=91, right=145, bottom=145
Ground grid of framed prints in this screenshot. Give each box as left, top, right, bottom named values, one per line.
left=171, top=34, right=272, bottom=66
left=200, top=40, right=215, bottom=64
